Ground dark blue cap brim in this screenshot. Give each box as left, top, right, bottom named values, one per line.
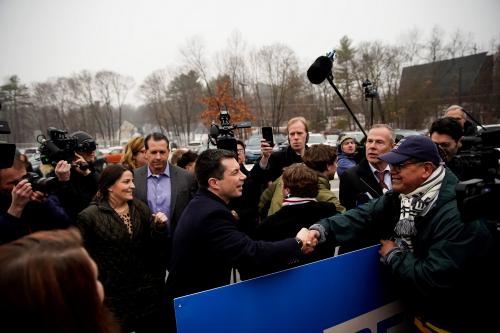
left=378, top=151, right=411, bottom=164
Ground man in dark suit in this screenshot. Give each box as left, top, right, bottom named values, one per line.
left=339, top=124, right=395, bottom=210
left=165, top=149, right=315, bottom=332
left=133, top=132, right=196, bottom=235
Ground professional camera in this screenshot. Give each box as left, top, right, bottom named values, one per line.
left=209, top=107, right=251, bottom=153
left=25, top=172, right=58, bottom=193
left=451, top=128, right=500, bottom=181
left=455, top=128, right=500, bottom=230
left=362, top=79, right=378, bottom=100
left=37, top=127, right=79, bottom=166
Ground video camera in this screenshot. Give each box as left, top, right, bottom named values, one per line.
left=455, top=128, right=500, bottom=225
left=452, top=129, right=500, bottom=181
left=37, top=127, right=79, bottom=166
left=25, top=172, right=58, bottom=193
left=209, top=107, right=251, bottom=153
left=362, top=79, right=378, bottom=100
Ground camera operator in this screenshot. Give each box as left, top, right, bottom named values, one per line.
left=445, top=104, right=478, bottom=136
left=429, top=117, right=468, bottom=180
left=0, top=150, right=70, bottom=244
left=52, top=131, right=100, bottom=220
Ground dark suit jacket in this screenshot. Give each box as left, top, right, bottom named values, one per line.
left=166, top=189, right=300, bottom=298
left=339, top=159, right=384, bottom=210
left=133, top=164, right=197, bottom=233
left=165, top=188, right=301, bottom=331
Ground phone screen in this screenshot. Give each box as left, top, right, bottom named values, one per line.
left=262, top=126, right=274, bottom=146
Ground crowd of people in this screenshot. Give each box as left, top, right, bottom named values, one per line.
left=0, top=104, right=498, bottom=333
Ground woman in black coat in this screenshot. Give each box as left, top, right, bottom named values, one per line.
left=77, top=164, right=168, bottom=333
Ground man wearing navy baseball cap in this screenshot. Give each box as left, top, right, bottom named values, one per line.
left=308, top=135, right=498, bottom=332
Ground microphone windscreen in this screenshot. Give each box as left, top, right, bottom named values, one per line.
left=307, top=56, right=333, bottom=84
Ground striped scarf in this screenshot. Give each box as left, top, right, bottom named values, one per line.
left=394, top=165, right=445, bottom=251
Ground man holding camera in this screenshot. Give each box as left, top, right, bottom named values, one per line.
left=0, top=150, right=70, bottom=244
left=251, top=116, right=309, bottom=185
left=53, top=131, right=100, bottom=220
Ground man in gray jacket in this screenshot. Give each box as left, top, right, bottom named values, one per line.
left=134, top=132, right=197, bottom=236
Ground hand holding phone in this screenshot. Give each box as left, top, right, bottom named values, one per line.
left=261, top=126, right=274, bottom=147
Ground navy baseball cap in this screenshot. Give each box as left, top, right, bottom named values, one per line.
left=379, top=135, right=441, bottom=166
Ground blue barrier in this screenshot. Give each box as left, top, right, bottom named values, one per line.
left=174, top=245, right=408, bottom=333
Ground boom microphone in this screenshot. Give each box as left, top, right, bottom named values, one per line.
left=307, top=50, right=336, bottom=84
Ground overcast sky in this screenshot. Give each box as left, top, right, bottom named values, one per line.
left=1, top=0, right=499, bottom=87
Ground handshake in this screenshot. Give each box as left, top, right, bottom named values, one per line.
left=295, top=228, right=321, bottom=254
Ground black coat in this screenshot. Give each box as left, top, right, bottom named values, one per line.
left=250, top=145, right=304, bottom=184
left=229, top=164, right=261, bottom=237
left=165, top=188, right=302, bottom=331
left=166, top=188, right=301, bottom=298
left=0, top=193, right=71, bottom=244
left=253, top=201, right=339, bottom=276
left=53, top=167, right=99, bottom=220
left=339, top=159, right=384, bottom=210
left=77, top=198, right=167, bottom=332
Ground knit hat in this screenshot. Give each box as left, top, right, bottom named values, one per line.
left=339, top=135, right=355, bottom=146
left=71, top=131, right=96, bottom=152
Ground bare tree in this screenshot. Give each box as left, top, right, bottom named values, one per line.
left=399, top=27, right=423, bottom=66
left=111, top=73, right=134, bottom=143
left=249, top=43, right=299, bottom=128
left=425, top=25, right=446, bottom=62
left=69, top=71, right=106, bottom=142
left=445, top=29, right=474, bottom=58
left=215, top=30, right=250, bottom=101
left=139, top=69, right=171, bottom=135
left=167, top=70, right=203, bottom=142
left=180, top=36, right=214, bottom=97
left=95, top=71, right=115, bottom=143
left=0, top=76, right=32, bottom=143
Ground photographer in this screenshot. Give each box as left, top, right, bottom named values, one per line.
left=251, top=117, right=309, bottom=185
left=429, top=117, right=467, bottom=180
left=52, top=131, right=100, bottom=220
left=445, top=105, right=478, bottom=136
left=0, top=150, right=70, bottom=244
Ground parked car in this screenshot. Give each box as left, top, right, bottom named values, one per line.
left=325, top=134, right=339, bottom=147
left=104, top=146, right=124, bottom=164
left=394, top=129, right=423, bottom=143
left=245, top=135, right=263, bottom=164
left=187, top=141, right=206, bottom=153
left=308, top=133, right=326, bottom=146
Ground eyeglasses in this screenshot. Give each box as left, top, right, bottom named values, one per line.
left=390, top=161, right=423, bottom=172
left=237, top=149, right=245, bottom=153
